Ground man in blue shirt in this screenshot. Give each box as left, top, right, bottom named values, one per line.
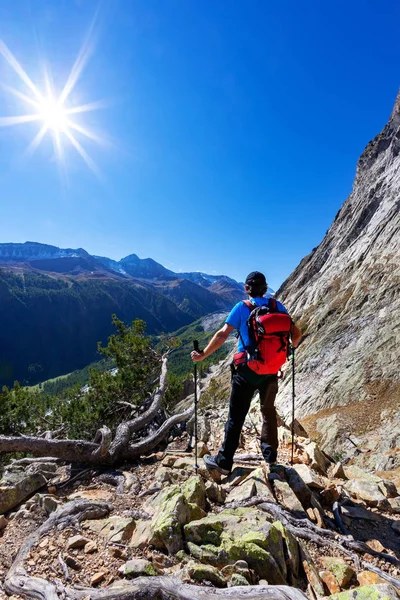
left=191, top=271, right=302, bottom=475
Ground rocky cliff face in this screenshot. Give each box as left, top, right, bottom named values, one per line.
left=276, top=92, right=400, bottom=468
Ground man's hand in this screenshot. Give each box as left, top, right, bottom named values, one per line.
left=191, top=350, right=205, bottom=362
left=190, top=323, right=234, bottom=362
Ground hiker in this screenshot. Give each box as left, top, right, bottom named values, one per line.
left=191, top=271, right=302, bottom=474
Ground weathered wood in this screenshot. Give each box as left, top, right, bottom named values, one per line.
left=4, top=499, right=308, bottom=600
left=4, top=499, right=110, bottom=599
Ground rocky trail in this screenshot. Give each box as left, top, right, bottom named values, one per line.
left=1, top=393, right=400, bottom=600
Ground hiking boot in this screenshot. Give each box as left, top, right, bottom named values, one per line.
left=263, top=450, right=278, bottom=465
left=203, top=454, right=230, bottom=475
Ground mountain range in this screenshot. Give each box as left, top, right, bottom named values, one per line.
left=0, top=243, right=246, bottom=386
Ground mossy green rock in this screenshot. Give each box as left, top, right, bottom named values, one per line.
left=229, top=573, right=250, bottom=586
left=187, top=563, right=226, bottom=587
left=184, top=508, right=287, bottom=583
left=327, top=583, right=398, bottom=599
left=181, top=476, right=206, bottom=509
left=321, top=557, right=355, bottom=588
left=274, top=520, right=300, bottom=578
left=119, top=559, right=160, bottom=577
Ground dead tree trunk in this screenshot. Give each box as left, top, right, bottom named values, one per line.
left=0, top=355, right=193, bottom=466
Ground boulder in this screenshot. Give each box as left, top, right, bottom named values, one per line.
left=119, top=559, right=159, bottom=578
left=229, top=573, right=250, bottom=586
left=205, top=481, right=227, bottom=504
left=326, top=584, right=399, bottom=599
left=292, top=464, right=325, bottom=490
left=88, top=517, right=136, bottom=544
left=378, top=480, right=398, bottom=498
left=331, top=462, right=347, bottom=480
left=344, top=479, right=390, bottom=509
left=357, top=571, right=387, bottom=586
left=300, top=440, right=331, bottom=474
left=0, top=472, right=47, bottom=514
left=285, top=466, right=313, bottom=508
left=320, top=557, right=355, bottom=588
left=131, top=479, right=205, bottom=554
left=184, top=508, right=287, bottom=583
left=388, top=497, right=400, bottom=513
left=273, top=480, right=307, bottom=517
left=187, top=562, right=226, bottom=587
left=320, top=570, right=341, bottom=594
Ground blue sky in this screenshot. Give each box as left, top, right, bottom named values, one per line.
left=0, top=0, right=399, bottom=290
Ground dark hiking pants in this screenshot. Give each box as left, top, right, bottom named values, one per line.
left=216, top=364, right=279, bottom=471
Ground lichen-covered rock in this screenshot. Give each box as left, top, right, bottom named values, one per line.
left=88, top=517, right=135, bottom=544
left=273, top=520, right=300, bottom=579
left=357, top=571, right=387, bottom=586
left=229, top=573, right=250, bottom=586
left=181, top=476, right=206, bottom=509
left=183, top=508, right=287, bottom=583
left=320, top=557, right=355, bottom=588
left=0, top=472, right=47, bottom=514
left=119, top=559, right=159, bottom=578
left=187, top=562, right=226, bottom=587
left=320, top=570, right=341, bottom=594
left=273, top=479, right=307, bottom=517
left=344, top=479, right=390, bottom=509
left=205, top=481, right=227, bottom=504
left=326, top=583, right=399, bottom=599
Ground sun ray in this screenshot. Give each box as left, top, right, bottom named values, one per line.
left=63, top=128, right=101, bottom=178
left=58, top=9, right=99, bottom=106
left=66, top=120, right=106, bottom=146
left=65, top=99, right=108, bottom=115
left=24, top=124, right=48, bottom=156
left=0, top=40, right=44, bottom=102
left=0, top=114, right=43, bottom=126
left=0, top=83, right=40, bottom=109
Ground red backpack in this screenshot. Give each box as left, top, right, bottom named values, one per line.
left=233, top=298, right=292, bottom=375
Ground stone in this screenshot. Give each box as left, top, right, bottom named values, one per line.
left=300, top=440, right=331, bottom=474
left=301, top=548, right=325, bottom=598
left=345, top=479, right=390, bottom=509
left=357, top=571, right=387, bottom=586
left=88, top=517, right=135, bottom=544
left=331, top=462, right=347, bottom=480
left=320, top=486, right=341, bottom=506
left=205, top=481, right=226, bottom=504
left=221, top=560, right=251, bottom=582
left=225, top=479, right=256, bottom=504
left=344, top=466, right=381, bottom=483
left=64, top=555, right=82, bottom=570
left=292, top=464, right=325, bottom=489
left=0, top=515, right=8, bottom=530
left=41, top=495, right=63, bottom=515
left=341, top=504, right=379, bottom=521
left=187, top=562, right=226, bottom=587
left=326, top=584, right=399, bottom=599
left=66, top=535, right=90, bottom=550
left=84, top=541, right=98, bottom=554
left=391, top=520, right=400, bottom=533
left=184, top=509, right=287, bottom=583
left=229, top=573, right=250, bottom=586
left=378, top=480, right=398, bottom=498
left=320, top=557, right=355, bottom=588
left=173, top=457, right=196, bottom=470
left=388, top=497, right=400, bottom=513
left=224, top=466, right=255, bottom=487
left=180, top=476, right=206, bottom=509
left=196, top=442, right=209, bottom=458
left=273, top=520, right=300, bottom=579
left=122, top=471, right=140, bottom=493
left=366, top=539, right=386, bottom=553
left=319, top=570, right=341, bottom=594
left=119, top=559, right=159, bottom=577
left=154, top=466, right=172, bottom=485
left=161, top=455, right=178, bottom=467
left=90, top=571, right=107, bottom=586
left=285, top=466, right=312, bottom=508
left=273, top=480, right=307, bottom=517
left=0, top=472, right=47, bottom=514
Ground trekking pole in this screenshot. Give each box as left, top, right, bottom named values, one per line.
left=291, top=345, right=296, bottom=466
left=193, top=340, right=200, bottom=470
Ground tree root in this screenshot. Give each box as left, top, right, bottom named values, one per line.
left=3, top=499, right=309, bottom=600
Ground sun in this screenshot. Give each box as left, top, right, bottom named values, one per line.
left=0, top=30, right=107, bottom=176
left=38, top=97, right=68, bottom=133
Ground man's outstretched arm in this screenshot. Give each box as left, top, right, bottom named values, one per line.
left=191, top=323, right=235, bottom=362
left=291, top=323, right=302, bottom=348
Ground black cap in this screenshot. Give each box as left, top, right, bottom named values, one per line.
left=245, top=271, right=267, bottom=286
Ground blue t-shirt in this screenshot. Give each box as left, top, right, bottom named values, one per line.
left=226, top=295, right=289, bottom=353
